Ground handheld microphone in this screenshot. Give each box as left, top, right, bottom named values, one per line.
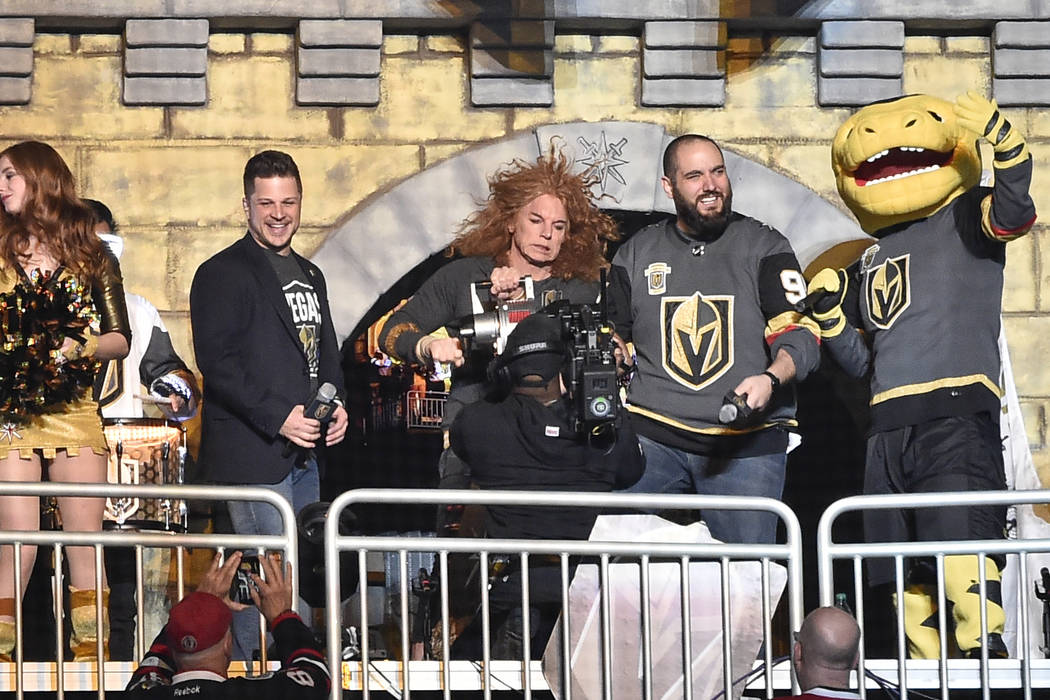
left=283, top=382, right=339, bottom=457
left=718, top=391, right=754, bottom=428
left=305, top=382, right=339, bottom=424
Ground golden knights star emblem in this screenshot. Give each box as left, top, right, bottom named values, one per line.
left=661, top=292, right=734, bottom=390
left=1, top=423, right=23, bottom=443
left=865, top=253, right=911, bottom=329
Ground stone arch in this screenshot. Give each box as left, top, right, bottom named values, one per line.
left=312, top=121, right=870, bottom=343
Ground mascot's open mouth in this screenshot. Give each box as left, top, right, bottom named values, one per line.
left=851, top=147, right=954, bottom=187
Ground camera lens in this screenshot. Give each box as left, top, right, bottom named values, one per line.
left=589, top=396, right=611, bottom=417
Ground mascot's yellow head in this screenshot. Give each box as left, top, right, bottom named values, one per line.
left=831, top=94, right=982, bottom=234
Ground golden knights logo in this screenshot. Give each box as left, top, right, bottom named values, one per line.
left=644, top=262, right=671, bottom=295
left=540, top=289, right=562, bottom=306
left=662, top=292, right=734, bottom=390
left=299, top=324, right=319, bottom=377
left=865, top=253, right=910, bottom=330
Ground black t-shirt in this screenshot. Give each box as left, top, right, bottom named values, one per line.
left=266, top=250, right=322, bottom=393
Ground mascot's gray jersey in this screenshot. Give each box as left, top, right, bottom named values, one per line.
left=826, top=158, right=1035, bottom=433
left=608, top=216, right=820, bottom=448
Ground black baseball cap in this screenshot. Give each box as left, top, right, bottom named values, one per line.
left=501, top=313, right=566, bottom=387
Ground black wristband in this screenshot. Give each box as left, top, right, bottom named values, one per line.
left=762, top=370, right=781, bottom=390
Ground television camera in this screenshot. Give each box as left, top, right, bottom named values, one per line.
left=445, top=275, right=622, bottom=434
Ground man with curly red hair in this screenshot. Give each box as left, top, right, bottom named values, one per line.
left=379, top=147, right=618, bottom=489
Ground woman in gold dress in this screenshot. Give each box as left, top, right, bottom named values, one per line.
left=0, top=141, right=131, bottom=660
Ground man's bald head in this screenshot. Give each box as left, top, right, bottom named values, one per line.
left=794, top=606, right=861, bottom=691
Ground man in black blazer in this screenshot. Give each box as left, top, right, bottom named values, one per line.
left=190, top=150, right=348, bottom=660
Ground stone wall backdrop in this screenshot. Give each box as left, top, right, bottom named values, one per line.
left=1, top=3, right=1049, bottom=501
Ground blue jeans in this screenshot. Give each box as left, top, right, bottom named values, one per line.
left=622, top=435, right=787, bottom=544
left=226, top=460, right=319, bottom=661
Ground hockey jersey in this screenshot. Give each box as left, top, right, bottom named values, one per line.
left=608, top=216, right=820, bottom=454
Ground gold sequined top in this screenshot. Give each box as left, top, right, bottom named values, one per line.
left=0, top=254, right=131, bottom=459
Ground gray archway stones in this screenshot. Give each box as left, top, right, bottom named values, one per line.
left=122, top=19, right=208, bottom=106
left=5, top=6, right=1050, bottom=106
left=817, top=21, right=904, bottom=107
left=297, top=19, right=382, bottom=106
left=0, top=18, right=33, bottom=105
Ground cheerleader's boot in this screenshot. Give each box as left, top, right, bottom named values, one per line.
left=69, top=587, right=110, bottom=661
left=0, top=597, right=14, bottom=662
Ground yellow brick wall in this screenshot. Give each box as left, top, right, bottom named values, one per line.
left=1, top=30, right=1046, bottom=465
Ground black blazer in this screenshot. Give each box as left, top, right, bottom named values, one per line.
left=190, top=233, right=345, bottom=484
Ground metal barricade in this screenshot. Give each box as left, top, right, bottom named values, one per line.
left=405, top=390, right=447, bottom=430
left=817, top=489, right=1050, bottom=700
left=325, top=488, right=805, bottom=700
left=0, top=482, right=298, bottom=699
left=370, top=395, right=403, bottom=432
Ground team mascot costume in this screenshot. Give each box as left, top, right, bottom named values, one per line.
left=808, top=92, right=1036, bottom=658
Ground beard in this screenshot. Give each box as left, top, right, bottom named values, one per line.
left=673, top=186, right=732, bottom=239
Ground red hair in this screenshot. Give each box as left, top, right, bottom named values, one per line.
left=0, top=141, right=107, bottom=282
left=448, top=145, right=619, bottom=282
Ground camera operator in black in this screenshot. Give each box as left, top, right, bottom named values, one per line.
left=448, top=311, right=644, bottom=658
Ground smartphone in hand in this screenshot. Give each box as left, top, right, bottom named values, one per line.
left=229, top=554, right=261, bottom=606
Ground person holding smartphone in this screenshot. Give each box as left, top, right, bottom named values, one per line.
left=125, top=551, right=329, bottom=699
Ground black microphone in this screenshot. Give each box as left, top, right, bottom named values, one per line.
left=718, top=391, right=754, bottom=428
left=305, top=382, right=339, bottom=424
left=793, top=287, right=832, bottom=314
left=283, top=382, right=339, bottom=457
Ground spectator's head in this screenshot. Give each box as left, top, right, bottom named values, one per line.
left=661, top=134, right=733, bottom=238
left=448, top=144, right=619, bottom=282
left=83, top=198, right=124, bottom=259
left=498, top=312, right=566, bottom=391
left=242, top=150, right=302, bottom=256
left=83, top=198, right=116, bottom=232
left=167, top=591, right=234, bottom=675
left=793, top=606, right=861, bottom=692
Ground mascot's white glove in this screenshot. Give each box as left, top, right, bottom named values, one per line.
left=953, top=90, right=1029, bottom=169
left=807, top=268, right=849, bottom=339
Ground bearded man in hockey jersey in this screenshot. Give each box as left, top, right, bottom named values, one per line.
left=608, top=134, right=821, bottom=545
left=808, top=92, right=1036, bottom=658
